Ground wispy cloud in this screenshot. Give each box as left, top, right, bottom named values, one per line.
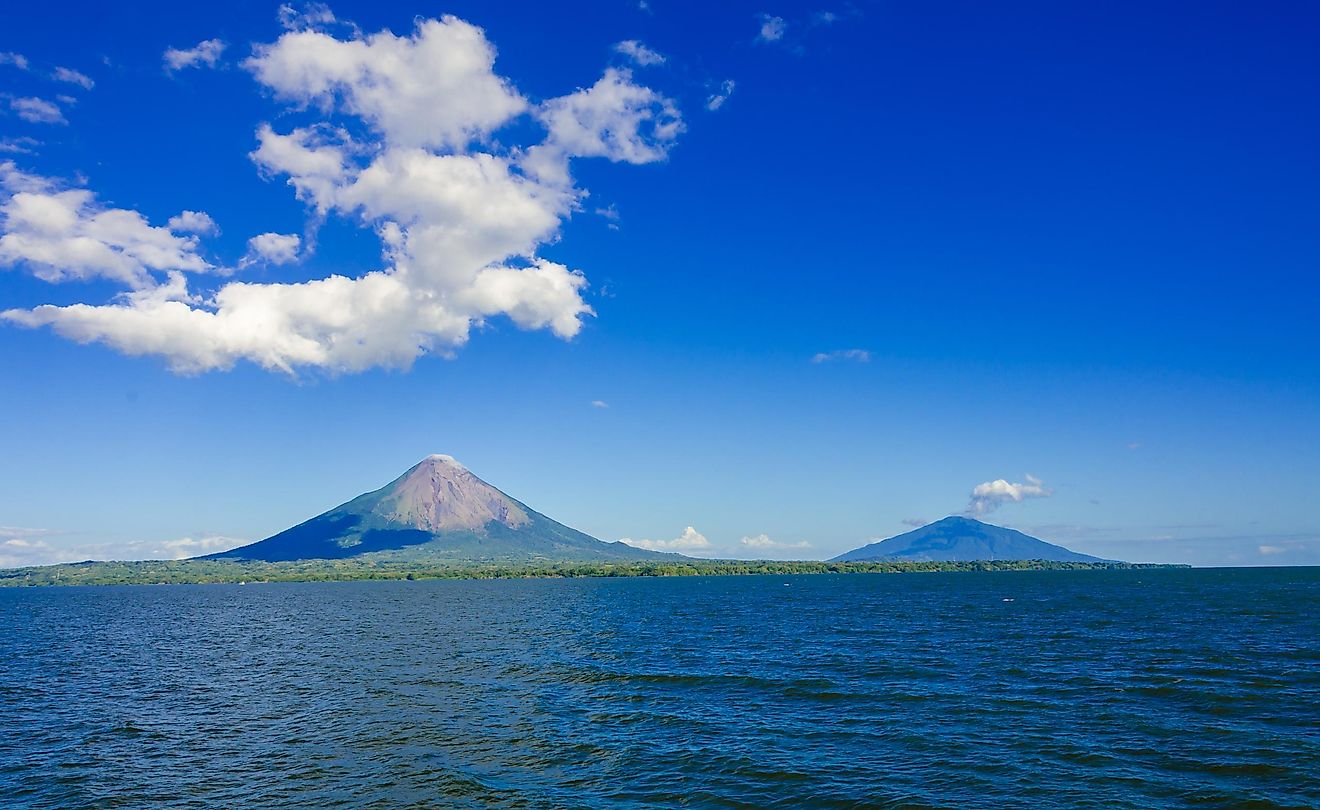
left=0, top=137, right=40, bottom=155
left=594, top=204, right=621, bottom=230
left=0, top=52, right=29, bottom=71
left=757, top=14, right=787, bottom=42
left=0, top=526, right=57, bottom=539
left=613, top=40, right=665, bottom=67
left=0, top=532, right=247, bottom=568
left=278, top=2, right=338, bottom=31
left=812, top=348, right=870, bottom=363
left=52, top=67, right=94, bottom=89
left=163, top=39, right=227, bottom=72
left=10, top=97, right=66, bottom=125
left=706, top=79, right=736, bottom=112
left=591, top=399, right=609, bottom=408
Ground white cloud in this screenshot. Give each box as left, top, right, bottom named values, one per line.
left=277, top=2, right=337, bottom=31
left=812, top=348, right=870, bottom=363
left=53, top=67, right=94, bottom=89
left=242, top=232, right=301, bottom=266
left=245, top=17, right=526, bottom=151
left=620, top=526, right=710, bottom=553
left=168, top=210, right=219, bottom=235
left=706, top=79, right=736, bottom=111
left=613, top=40, right=665, bottom=66
left=757, top=14, right=787, bottom=42
left=0, top=533, right=248, bottom=568
left=740, top=534, right=810, bottom=550
left=0, top=137, right=39, bottom=155
left=595, top=204, right=621, bottom=230
left=457, top=259, right=593, bottom=337
left=0, top=52, right=29, bottom=70
left=4, top=15, right=682, bottom=376
left=250, top=123, right=354, bottom=211
left=591, top=399, right=609, bottom=408
left=163, top=39, right=226, bottom=72
left=523, top=67, right=682, bottom=186
left=965, top=474, right=1052, bottom=517
left=0, top=162, right=213, bottom=287
left=1248, top=540, right=1320, bottom=564
left=8, top=271, right=437, bottom=374
left=11, top=97, right=66, bottom=125
left=901, top=518, right=927, bottom=528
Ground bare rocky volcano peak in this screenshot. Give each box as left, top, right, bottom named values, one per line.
left=205, top=455, right=668, bottom=563
left=376, top=455, right=530, bottom=533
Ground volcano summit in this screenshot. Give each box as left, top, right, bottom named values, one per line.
left=205, top=455, right=667, bottom=563
left=831, top=516, right=1110, bottom=563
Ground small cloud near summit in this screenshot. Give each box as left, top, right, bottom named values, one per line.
left=965, top=474, right=1051, bottom=517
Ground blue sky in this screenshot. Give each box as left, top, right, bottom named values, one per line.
left=2, top=0, right=1317, bottom=566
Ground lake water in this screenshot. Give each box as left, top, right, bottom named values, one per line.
left=2, top=568, right=1318, bottom=808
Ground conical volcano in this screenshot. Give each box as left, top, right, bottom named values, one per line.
left=831, top=516, right=1111, bottom=563
left=205, top=455, right=669, bottom=563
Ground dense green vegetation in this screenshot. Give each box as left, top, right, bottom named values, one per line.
left=0, top=558, right=1184, bottom=587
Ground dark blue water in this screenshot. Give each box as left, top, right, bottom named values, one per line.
left=2, top=569, right=1318, bottom=809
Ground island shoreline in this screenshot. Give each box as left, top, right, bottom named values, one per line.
left=1, top=559, right=1186, bottom=587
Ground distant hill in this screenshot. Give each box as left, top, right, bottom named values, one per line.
left=832, top=516, right=1111, bottom=563
left=204, top=455, right=671, bottom=563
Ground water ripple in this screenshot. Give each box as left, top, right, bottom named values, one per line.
left=1, top=568, right=1318, bottom=808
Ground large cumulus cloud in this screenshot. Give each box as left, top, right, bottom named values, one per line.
left=2, top=12, right=681, bottom=374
